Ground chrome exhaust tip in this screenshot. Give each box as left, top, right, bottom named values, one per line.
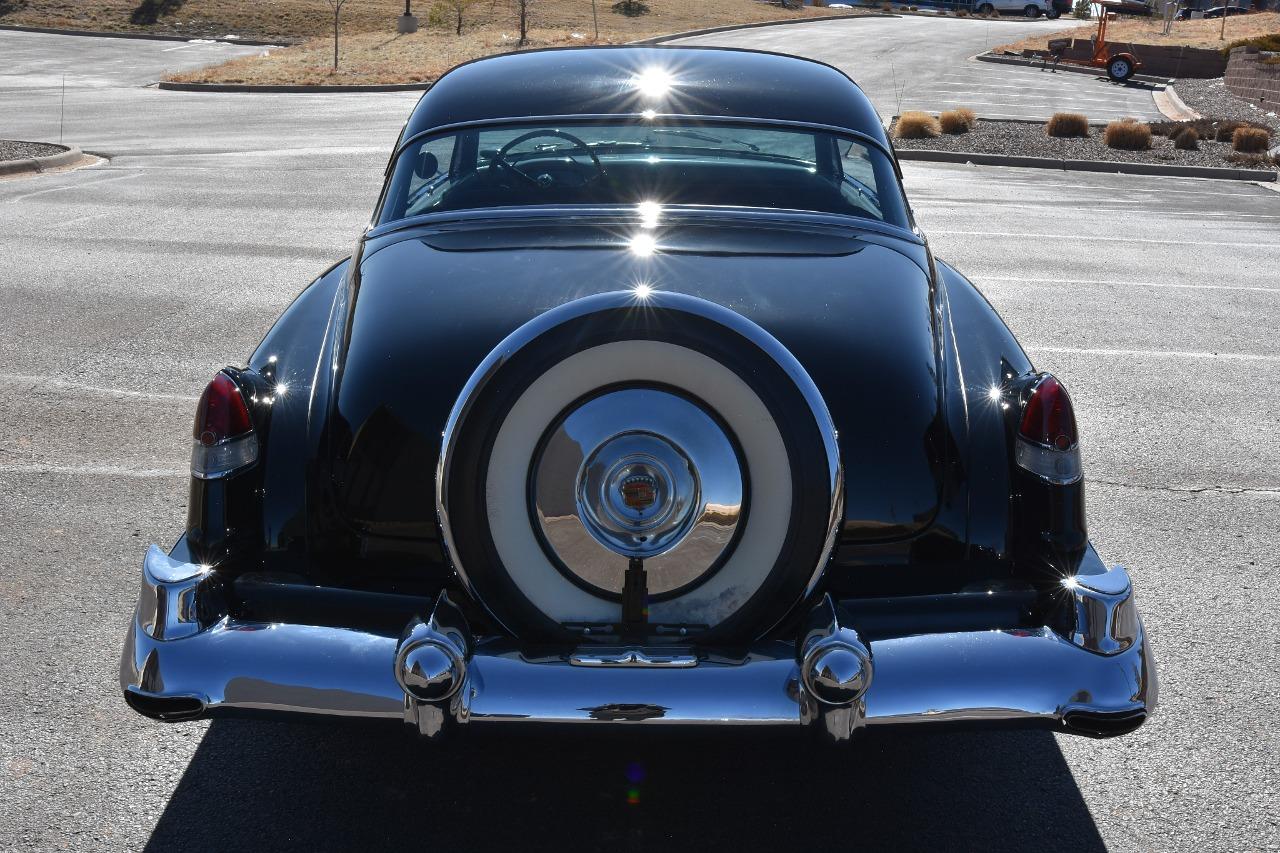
left=123, top=688, right=206, bottom=722
left=1062, top=708, right=1148, bottom=738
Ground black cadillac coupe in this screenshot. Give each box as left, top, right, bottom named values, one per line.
left=121, top=46, right=1156, bottom=741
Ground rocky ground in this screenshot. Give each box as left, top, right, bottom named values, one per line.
left=1174, top=77, right=1280, bottom=135
left=0, top=140, right=66, bottom=161
left=891, top=117, right=1277, bottom=171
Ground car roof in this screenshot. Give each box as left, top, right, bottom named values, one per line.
left=402, top=46, right=889, bottom=151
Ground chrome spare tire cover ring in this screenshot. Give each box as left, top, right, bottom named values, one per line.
left=532, top=386, right=745, bottom=598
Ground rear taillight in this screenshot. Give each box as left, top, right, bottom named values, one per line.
left=191, top=371, right=258, bottom=479
left=1014, top=374, right=1081, bottom=484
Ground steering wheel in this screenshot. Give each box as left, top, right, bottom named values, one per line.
left=492, top=129, right=607, bottom=189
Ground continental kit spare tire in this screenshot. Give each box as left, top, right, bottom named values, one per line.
left=437, top=291, right=843, bottom=644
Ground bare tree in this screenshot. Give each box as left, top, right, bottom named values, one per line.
left=513, top=0, right=531, bottom=45
left=439, top=0, right=478, bottom=35
left=325, top=0, right=350, bottom=71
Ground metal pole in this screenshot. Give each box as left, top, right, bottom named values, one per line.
left=60, top=74, right=65, bottom=145
left=591, top=0, right=599, bottom=40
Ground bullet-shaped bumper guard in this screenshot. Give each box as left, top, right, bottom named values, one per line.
left=121, top=544, right=1156, bottom=740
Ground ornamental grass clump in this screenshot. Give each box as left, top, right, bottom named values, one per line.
left=1046, top=112, right=1089, bottom=138
left=1215, top=120, right=1248, bottom=142
left=1103, top=119, right=1151, bottom=151
left=1173, top=127, right=1199, bottom=150
left=939, top=108, right=977, bottom=134
left=895, top=111, right=942, bottom=139
left=1233, top=126, right=1272, bottom=153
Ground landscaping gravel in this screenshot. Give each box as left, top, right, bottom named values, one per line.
left=891, top=118, right=1277, bottom=171
left=0, top=140, right=68, bottom=162
left=1172, top=77, right=1279, bottom=135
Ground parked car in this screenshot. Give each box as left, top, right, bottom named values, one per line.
left=120, top=46, right=1157, bottom=743
left=975, top=0, right=1060, bottom=17
left=1106, top=0, right=1154, bottom=15
left=1202, top=4, right=1250, bottom=16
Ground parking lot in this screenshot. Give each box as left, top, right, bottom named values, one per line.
left=674, top=15, right=1165, bottom=121
left=2, top=24, right=1278, bottom=853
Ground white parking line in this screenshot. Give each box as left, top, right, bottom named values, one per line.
left=0, top=463, right=186, bottom=478
left=1029, top=345, right=1280, bottom=362
left=930, top=230, right=1268, bottom=247
left=979, top=276, right=1279, bottom=293
left=3, top=170, right=140, bottom=204
left=0, top=373, right=199, bottom=402
left=908, top=173, right=1276, bottom=199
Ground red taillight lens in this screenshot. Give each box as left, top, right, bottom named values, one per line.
left=194, top=373, right=253, bottom=447
left=1019, top=375, right=1077, bottom=451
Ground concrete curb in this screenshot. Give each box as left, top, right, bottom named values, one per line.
left=897, top=147, right=1276, bottom=181
left=1154, top=85, right=1202, bottom=121
left=0, top=23, right=288, bottom=46
left=156, top=80, right=431, bottom=93
left=633, top=12, right=892, bottom=44
left=975, top=52, right=1169, bottom=86
left=0, top=145, right=84, bottom=177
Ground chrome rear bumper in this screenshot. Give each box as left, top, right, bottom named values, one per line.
left=121, top=545, right=1157, bottom=740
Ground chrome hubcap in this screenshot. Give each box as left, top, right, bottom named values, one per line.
left=532, top=387, right=744, bottom=597
left=579, top=432, right=696, bottom=558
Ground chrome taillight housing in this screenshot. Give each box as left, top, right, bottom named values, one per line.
left=1014, top=374, right=1082, bottom=485
left=191, top=371, right=258, bottom=479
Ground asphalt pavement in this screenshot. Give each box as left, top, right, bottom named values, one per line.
left=674, top=15, right=1165, bottom=122
left=1, top=24, right=1278, bottom=853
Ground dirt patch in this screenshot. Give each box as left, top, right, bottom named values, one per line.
left=994, top=11, right=1280, bottom=53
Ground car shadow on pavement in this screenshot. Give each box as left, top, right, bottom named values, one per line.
left=144, top=720, right=1104, bottom=852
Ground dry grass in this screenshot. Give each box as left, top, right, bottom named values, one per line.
left=1173, top=127, right=1199, bottom=150
left=995, top=12, right=1280, bottom=53
left=1233, top=126, right=1272, bottom=153
left=1103, top=119, right=1151, bottom=150
left=894, top=111, right=941, bottom=139
left=1046, top=112, right=1089, bottom=138
left=1, top=0, right=860, bottom=42
left=939, top=108, right=976, bottom=134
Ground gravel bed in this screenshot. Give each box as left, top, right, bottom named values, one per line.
left=892, top=118, right=1277, bottom=171
left=1172, top=77, right=1279, bottom=135
left=0, top=140, right=69, bottom=162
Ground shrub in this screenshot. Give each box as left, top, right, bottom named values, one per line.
left=956, top=8, right=968, bottom=15
left=612, top=0, right=649, bottom=16
left=1233, top=126, right=1272, bottom=153
left=1150, top=118, right=1217, bottom=139
left=1220, top=33, right=1280, bottom=57
left=1215, top=120, right=1249, bottom=142
left=939, top=107, right=977, bottom=134
left=1226, top=151, right=1277, bottom=168
left=1103, top=119, right=1151, bottom=150
left=895, top=111, right=942, bottom=139
left=1046, top=112, right=1089, bottom=138
left=130, top=0, right=184, bottom=25
left=1173, top=127, right=1199, bottom=150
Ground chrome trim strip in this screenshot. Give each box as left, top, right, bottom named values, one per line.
left=569, top=649, right=699, bottom=668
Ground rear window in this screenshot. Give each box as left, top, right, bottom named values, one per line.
left=379, top=120, right=908, bottom=227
